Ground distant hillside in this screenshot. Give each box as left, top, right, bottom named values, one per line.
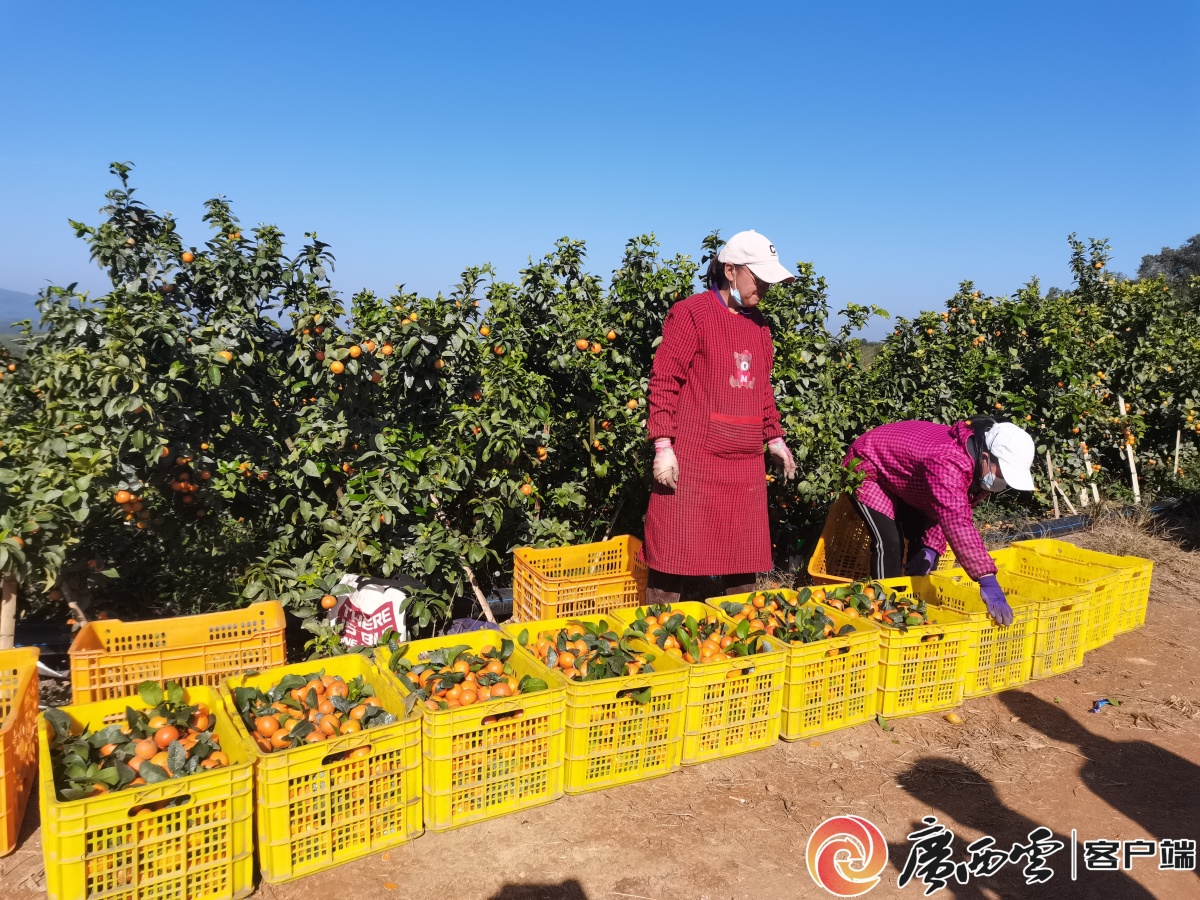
left=0, top=288, right=38, bottom=331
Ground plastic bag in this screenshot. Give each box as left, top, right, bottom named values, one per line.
left=326, top=573, right=424, bottom=648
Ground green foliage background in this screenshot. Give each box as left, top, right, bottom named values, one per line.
left=1, top=166, right=1197, bottom=642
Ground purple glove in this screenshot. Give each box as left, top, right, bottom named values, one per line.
left=979, top=574, right=1013, bottom=626
left=904, top=547, right=940, bottom=576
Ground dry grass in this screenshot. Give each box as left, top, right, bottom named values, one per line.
left=1068, top=508, right=1200, bottom=603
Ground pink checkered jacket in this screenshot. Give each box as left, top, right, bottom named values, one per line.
left=843, top=420, right=996, bottom=580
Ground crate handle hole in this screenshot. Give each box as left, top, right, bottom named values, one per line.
left=129, top=794, right=191, bottom=816
left=481, top=708, right=525, bottom=725
left=616, top=686, right=651, bottom=701
left=322, top=744, right=372, bottom=766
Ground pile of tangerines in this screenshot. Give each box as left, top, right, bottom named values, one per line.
left=231, top=672, right=396, bottom=753
left=518, top=621, right=655, bottom=681
left=626, top=605, right=770, bottom=666
left=712, top=591, right=857, bottom=652
left=810, top=582, right=930, bottom=630
left=44, top=681, right=228, bottom=803
left=386, top=640, right=546, bottom=711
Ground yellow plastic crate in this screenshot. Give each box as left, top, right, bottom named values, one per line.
left=1, top=648, right=39, bottom=857
left=706, top=592, right=879, bottom=742
left=927, top=572, right=1040, bottom=697
left=219, top=654, right=422, bottom=881
left=856, top=578, right=971, bottom=719
left=613, top=600, right=785, bottom=765
left=1014, top=539, right=1153, bottom=637
left=807, top=495, right=957, bottom=585
left=39, top=685, right=253, bottom=900
left=511, top=535, right=647, bottom=622
left=503, top=616, right=687, bottom=794
left=71, top=601, right=286, bottom=704
left=378, top=630, right=565, bottom=830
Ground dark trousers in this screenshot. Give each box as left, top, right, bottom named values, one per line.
left=645, top=567, right=757, bottom=605
left=851, top=497, right=937, bottom=580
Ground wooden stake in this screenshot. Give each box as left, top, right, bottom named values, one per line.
left=431, top=493, right=497, bottom=625
left=1054, top=481, right=1079, bottom=515
left=1081, top=443, right=1101, bottom=504
left=463, top=563, right=498, bottom=625
left=1117, top=395, right=1141, bottom=503
left=1080, top=488, right=1088, bottom=509
left=1175, top=429, right=1183, bottom=478
left=0, top=579, right=16, bottom=650
left=1045, top=451, right=1060, bottom=518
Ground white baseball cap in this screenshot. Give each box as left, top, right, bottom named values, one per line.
left=717, top=230, right=794, bottom=284
left=985, top=422, right=1036, bottom=491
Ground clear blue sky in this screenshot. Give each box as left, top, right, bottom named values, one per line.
left=1, top=1, right=1196, bottom=337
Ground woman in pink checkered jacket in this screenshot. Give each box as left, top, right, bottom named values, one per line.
left=843, top=417, right=1037, bottom=625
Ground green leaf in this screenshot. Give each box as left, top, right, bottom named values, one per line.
left=876, top=713, right=893, bottom=732
left=138, top=682, right=163, bottom=708
left=140, top=761, right=170, bottom=784
left=518, top=676, right=548, bottom=693
left=167, top=682, right=184, bottom=707
left=167, top=740, right=187, bottom=775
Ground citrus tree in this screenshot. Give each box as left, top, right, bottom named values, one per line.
left=3, top=165, right=1197, bottom=649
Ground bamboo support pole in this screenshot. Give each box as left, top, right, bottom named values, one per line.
left=1117, top=396, right=1141, bottom=503
left=1045, top=451, right=1060, bottom=518
left=1175, top=429, right=1183, bottom=478
left=0, top=579, right=16, bottom=650
left=1081, top=443, right=1101, bottom=504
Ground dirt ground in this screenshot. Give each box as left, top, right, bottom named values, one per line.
left=4, top=520, right=1198, bottom=900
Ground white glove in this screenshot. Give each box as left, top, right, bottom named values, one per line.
left=768, top=438, right=797, bottom=480
left=653, top=439, right=679, bottom=490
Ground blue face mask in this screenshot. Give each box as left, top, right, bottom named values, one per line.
left=728, top=279, right=743, bottom=307
left=981, top=472, right=1007, bottom=492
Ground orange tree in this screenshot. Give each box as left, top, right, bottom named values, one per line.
left=868, top=235, right=1200, bottom=505
left=5, top=165, right=1197, bottom=644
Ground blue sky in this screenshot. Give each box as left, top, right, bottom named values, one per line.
left=1, top=1, right=1196, bottom=337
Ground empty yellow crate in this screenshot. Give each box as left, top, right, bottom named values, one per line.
left=379, top=630, right=565, bottom=830
left=70, top=601, right=286, bottom=704
left=708, top=592, right=880, bottom=742
left=927, top=572, right=1039, bottom=697
left=504, top=616, right=687, bottom=794
left=511, top=535, right=647, bottom=622
left=1, top=648, right=39, bottom=857
left=220, top=654, right=422, bottom=881
left=39, top=685, right=254, bottom=900
left=1014, top=539, right=1153, bottom=637
left=614, top=600, right=785, bottom=765
left=857, top=578, right=971, bottom=719
left=807, top=495, right=957, bottom=585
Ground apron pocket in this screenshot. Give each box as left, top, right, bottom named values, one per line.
left=703, top=413, right=763, bottom=458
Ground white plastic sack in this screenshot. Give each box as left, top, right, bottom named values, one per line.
left=326, top=573, right=416, bottom=648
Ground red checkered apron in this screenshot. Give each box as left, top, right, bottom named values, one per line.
left=642, top=289, right=784, bottom=575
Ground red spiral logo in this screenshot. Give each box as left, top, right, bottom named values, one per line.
left=806, top=815, right=888, bottom=897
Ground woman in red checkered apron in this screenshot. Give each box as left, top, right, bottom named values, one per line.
left=642, top=231, right=798, bottom=604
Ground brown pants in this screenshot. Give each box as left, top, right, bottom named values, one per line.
left=645, top=567, right=757, bottom=606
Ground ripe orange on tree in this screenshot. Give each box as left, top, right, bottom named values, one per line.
left=330, top=360, right=345, bottom=374
left=575, top=338, right=589, bottom=350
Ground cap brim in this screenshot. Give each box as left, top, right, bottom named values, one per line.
left=747, top=259, right=795, bottom=284
left=997, top=458, right=1036, bottom=491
